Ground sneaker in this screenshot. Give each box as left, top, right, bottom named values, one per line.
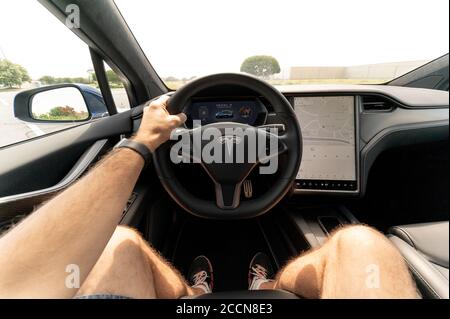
left=188, top=255, right=214, bottom=294
left=248, top=252, right=275, bottom=290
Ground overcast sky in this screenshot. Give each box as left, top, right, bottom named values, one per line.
left=1, top=0, right=449, bottom=79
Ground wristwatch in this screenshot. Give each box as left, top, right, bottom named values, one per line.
left=114, top=138, right=152, bottom=165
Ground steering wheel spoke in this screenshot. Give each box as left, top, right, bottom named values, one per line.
left=214, top=182, right=242, bottom=209
left=257, top=123, right=286, bottom=134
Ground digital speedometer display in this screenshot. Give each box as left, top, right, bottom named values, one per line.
left=185, top=99, right=267, bottom=127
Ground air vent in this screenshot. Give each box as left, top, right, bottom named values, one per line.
left=362, top=95, right=395, bottom=112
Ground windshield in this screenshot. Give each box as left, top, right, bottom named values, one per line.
left=115, top=0, right=449, bottom=89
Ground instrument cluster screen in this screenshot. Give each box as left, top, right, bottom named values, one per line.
left=185, top=99, right=267, bottom=127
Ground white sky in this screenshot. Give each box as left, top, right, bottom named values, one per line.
left=0, top=0, right=92, bottom=79
left=0, top=0, right=448, bottom=79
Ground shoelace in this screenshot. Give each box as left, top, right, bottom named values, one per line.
left=192, top=270, right=211, bottom=293
left=193, top=270, right=208, bottom=285
left=250, top=264, right=268, bottom=280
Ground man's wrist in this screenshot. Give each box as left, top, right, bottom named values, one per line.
left=131, top=136, right=156, bottom=153
left=114, top=138, right=152, bottom=165
left=115, top=147, right=146, bottom=166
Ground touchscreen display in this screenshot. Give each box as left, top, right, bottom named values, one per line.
left=294, top=96, right=357, bottom=191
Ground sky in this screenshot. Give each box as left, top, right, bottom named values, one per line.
left=0, top=0, right=92, bottom=79
left=0, top=0, right=449, bottom=79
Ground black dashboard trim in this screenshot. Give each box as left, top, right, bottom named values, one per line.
left=283, top=91, right=447, bottom=111
left=360, top=120, right=449, bottom=196
left=280, top=85, right=449, bottom=109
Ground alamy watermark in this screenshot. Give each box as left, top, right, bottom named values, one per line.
left=169, top=121, right=281, bottom=174
left=65, top=4, right=80, bottom=29
left=65, top=264, right=80, bottom=289
left=365, top=264, right=380, bottom=289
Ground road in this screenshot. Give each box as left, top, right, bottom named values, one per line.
left=0, top=88, right=129, bottom=148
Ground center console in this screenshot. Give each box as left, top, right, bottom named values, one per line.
left=281, top=205, right=359, bottom=249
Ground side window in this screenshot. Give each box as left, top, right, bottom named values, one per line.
left=105, top=63, right=131, bottom=112
left=0, top=1, right=108, bottom=148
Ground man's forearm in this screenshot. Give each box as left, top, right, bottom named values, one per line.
left=0, top=148, right=144, bottom=298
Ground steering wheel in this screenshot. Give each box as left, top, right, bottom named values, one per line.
left=153, top=73, right=302, bottom=219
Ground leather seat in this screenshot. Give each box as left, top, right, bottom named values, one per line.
left=388, top=221, right=449, bottom=299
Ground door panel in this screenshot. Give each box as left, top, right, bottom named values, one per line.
left=0, top=140, right=110, bottom=223
left=0, top=110, right=132, bottom=198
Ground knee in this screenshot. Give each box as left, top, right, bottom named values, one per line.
left=105, top=226, right=145, bottom=256
left=332, top=225, right=388, bottom=252
left=112, top=226, right=143, bottom=241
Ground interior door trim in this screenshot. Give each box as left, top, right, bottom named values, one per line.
left=0, top=139, right=108, bottom=206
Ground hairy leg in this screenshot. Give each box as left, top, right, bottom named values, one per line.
left=265, top=225, right=419, bottom=299
left=76, top=226, right=198, bottom=299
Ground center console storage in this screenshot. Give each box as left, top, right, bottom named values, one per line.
left=279, top=205, right=359, bottom=249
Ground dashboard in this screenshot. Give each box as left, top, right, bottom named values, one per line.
left=181, top=85, right=449, bottom=196
left=0, top=83, right=447, bottom=221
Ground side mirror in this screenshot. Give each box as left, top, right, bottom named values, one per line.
left=14, top=84, right=109, bottom=123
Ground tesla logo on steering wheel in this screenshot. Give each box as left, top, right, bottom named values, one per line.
left=217, top=135, right=242, bottom=157
left=217, top=135, right=242, bottom=145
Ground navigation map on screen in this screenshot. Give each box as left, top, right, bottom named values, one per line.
left=294, top=96, right=356, bottom=183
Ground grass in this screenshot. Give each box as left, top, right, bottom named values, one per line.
left=34, top=113, right=88, bottom=121
left=164, top=78, right=387, bottom=90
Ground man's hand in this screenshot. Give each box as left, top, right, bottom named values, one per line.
left=133, top=95, right=187, bottom=152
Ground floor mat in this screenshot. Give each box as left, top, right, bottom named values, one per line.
left=172, top=218, right=274, bottom=292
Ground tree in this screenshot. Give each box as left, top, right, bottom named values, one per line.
left=17, top=64, right=31, bottom=83
left=0, top=59, right=31, bottom=88
left=48, top=106, right=87, bottom=120
left=39, top=75, right=91, bottom=85
left=72, top=77, right=90, bottom=84
left=39, top=75, right=57, bottom=85
left=240, top=55, right=280, bottom=78
left=163, top=76, right=179, bottom=82
left=61, top=77, right=73, bottom=84
left=34, top=105, right=88, bottom=121
left=49, top=106, right=77, bottom=117
left=106, top=70, right=121, bottom=85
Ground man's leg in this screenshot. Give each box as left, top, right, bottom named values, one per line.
left=75, top=226, right=199, bottom=299
left=262, top=225, right=419, bottom=298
